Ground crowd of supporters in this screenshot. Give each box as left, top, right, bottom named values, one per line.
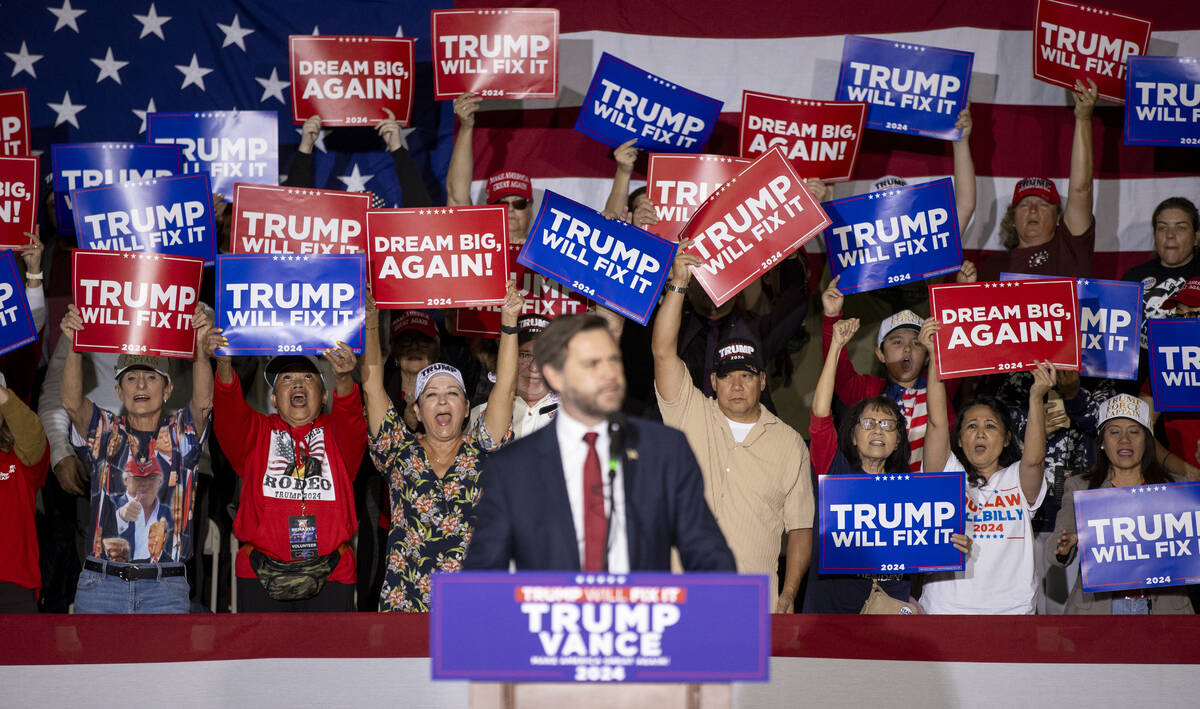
left=2, top=45, right=1198, bottom=620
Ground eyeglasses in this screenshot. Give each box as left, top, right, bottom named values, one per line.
left=857, top=417, right=899, bottom=432
left=497, top=198, right=530, bottom=211
left=517, top=351, right=535, bottom=363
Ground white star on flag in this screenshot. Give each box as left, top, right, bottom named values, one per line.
left=256, top=67, right=289, bottom=104
left=295, top=126, right=328, bottom=153
left=133, top=97, right=156, bottom=135
left=48, top=91, right=85, bottom=128
left=338, top=164, right=374, bottom=193
left=217, top=13, right=255, bottom=51
left=91, top=47, right=129, bottom=85
left=396, top=25, right=413, bottom=40
left=5, top=41, right=43, bottom=78
left=311, top=25, right=320, bottom=35
left=132, top=3, right=170, bottom=40
left=48, top=0, right=86, bottom=33
left=396, top=126, right=417, bottom=150
left=175, top=53, right=213, bottom=91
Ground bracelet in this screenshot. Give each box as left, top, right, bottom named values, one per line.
left=664, top=283, right=687, bottom=295
left=25, top=272, right=43, bottom=281
left=500, top=324, right=519, bottom=335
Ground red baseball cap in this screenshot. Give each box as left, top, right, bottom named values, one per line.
left=486, top=170, right=532, bottom=203
left=124, top=456, right=163, bottom=478
left=1163, top=277, right=1200, bottom=310
left=390, top=310, right=439, bottom=341
left=1012, top=177, right=1061, bottom=207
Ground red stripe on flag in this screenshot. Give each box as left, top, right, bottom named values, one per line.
left=453, top=0, right=1199, bottom=36
left=468, top=105, right=1198, bottom=181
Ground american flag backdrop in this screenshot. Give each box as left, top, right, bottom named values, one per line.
left=3, top=0, right=1199, bottom=278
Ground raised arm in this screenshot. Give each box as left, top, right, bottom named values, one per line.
left=951, top=105, right=976, bottom=233
left=1020, top=361, right=1057, bottom=505
left=602, top=139, right=638, bottom=217
left=919, top=318, right=950, bottom=472
left=360, top=289, right=394, bottom=436
left=1064, top=79, right=1098, bottom=236
left=813, top=318, right=859, bottom=420
left=58, top=304, right=94, bottom=438
left=446, top=92, right=481, bottom=206
left=188, top=305, right=215, bottom=437
left=378, top=107, right=433, bottom=208
left=651, top=242, right=701, bottom=402
left=482, top=283, right=523, bottom=442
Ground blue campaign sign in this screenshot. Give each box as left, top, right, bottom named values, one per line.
left=148, top=111, right=279, bottom=198
left=517, top=191, right=677, bottom=325
left=835, top=36, right=973, bottom=140
left=824, top=177, right=961, bottom=293
left=999, top=274, right=1142, bottom=380
left=1147, top=318, right=1200, bottom=412
left=1125, top=56, right=1200, bottom=147
left=1075, top=481, right=1200, bottom=594
left=818, top=472, right=965, bottom=574
left=0, top=250, right=37, bottom=356
left=216, top=254, right=365, bottom=355
left=574, top=52, right=723, bottom=153
left=70, top=174, right=217, bottom=266
left=431, top=572, right=769, bottom=683
left=51, top=143, right=182, bottom=236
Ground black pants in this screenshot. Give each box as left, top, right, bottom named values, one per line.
left=0, top=581, right=38, bottom=613
left=237, top=578, right=355, bottom=613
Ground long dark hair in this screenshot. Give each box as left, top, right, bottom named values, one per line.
left=837, top=396, right=910, bottom=475
left=1084, top=422, right=1171, bottom=489
left=950, top=397, right=1022, bottom=488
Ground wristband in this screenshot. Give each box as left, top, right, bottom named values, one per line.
left=25, top=272, right=43, bottom=281
left=500, top=324, right=519, bottom=335
left=664, top=283, right=687, bottom=295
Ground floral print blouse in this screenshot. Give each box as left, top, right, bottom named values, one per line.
left=368, top=406, right=510, bottom=612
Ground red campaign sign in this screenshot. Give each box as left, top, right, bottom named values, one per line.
left=431, top=8, right=559, bottom=100
left=368, top=206, right=509, bottom=309
left=0, top=156, right=38, bottom=249
left=929, top=279, right=1081, bottom=380
left=645, top=154, right=751, bottom=243
left=1033, top=0, right=1152, bottom=104
left=739, top=91, right=866, bottom=183
left=679, top=147, right=830, bottom=307
left=231, top=183, right=369, bottom=255
left=452, top=244, right=590, bottom=337
left=289, top=36, right=415, bottom=126
left=0, top=90, right=30, bottom=157
left=71, top=250, right=205, bottom=359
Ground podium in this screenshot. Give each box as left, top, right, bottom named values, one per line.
left=469, top=681, right=730, bottom=708
left=432, top=572, right=767, bottom=707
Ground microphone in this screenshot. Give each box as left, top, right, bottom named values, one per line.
left=604, top=413, right=626, bottom=568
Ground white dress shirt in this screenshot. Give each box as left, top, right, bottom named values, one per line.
left=554, top=409, right=630, bottom=573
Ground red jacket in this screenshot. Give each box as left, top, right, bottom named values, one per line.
left=214, top=374, right=367, bottom=583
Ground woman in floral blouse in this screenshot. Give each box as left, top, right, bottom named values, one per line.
left=361, top=285, right=522, bottom=611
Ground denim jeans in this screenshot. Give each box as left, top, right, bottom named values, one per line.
left=1111, top=597, right=1151, bottom=615
left=72, top=559, right=190, bottom=614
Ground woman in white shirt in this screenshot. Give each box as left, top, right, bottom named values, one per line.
left=920, top=359, right=1057, bottom=614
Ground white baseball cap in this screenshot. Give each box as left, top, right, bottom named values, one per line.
left=1097, top=394, right=1151, bottom=430
left=414, top=363, right=466, bottom=400
left=877, top=310, right=923, bottom=348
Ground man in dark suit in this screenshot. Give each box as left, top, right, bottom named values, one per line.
left=465, top=313, right=735, bottom=572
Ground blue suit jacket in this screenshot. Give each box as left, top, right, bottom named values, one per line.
left=464, top=415, right=735, bottom=572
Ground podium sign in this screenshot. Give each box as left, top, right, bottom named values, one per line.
left=431, top=572, right=769, bottom=683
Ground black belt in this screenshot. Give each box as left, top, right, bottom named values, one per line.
left=84, top=559, right=185, bottom=581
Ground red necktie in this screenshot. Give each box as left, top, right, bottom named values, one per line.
left=582, top=431, right=607, bottom=571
